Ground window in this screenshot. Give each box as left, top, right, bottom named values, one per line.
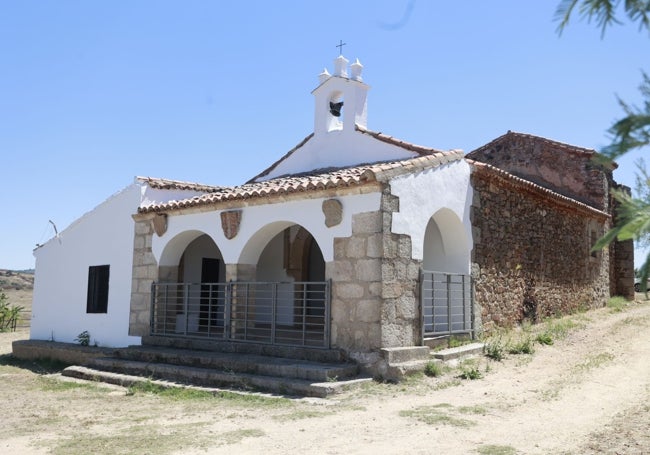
left=87, top=265, right=110, bottom=313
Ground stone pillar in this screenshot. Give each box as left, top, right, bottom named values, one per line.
left=328, top=210, right=383, bottom=367
left=379, top=188, right=421, bottom=348
left=129, top=214, right=159, bottom=337
left=611, top=239, right=635, bottom=300
left=224, top=263, right=256, bottom=282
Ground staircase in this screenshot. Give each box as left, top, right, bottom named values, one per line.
left=62, top=339, right=369, bottom=398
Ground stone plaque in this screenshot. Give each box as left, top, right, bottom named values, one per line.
left=221, top=210, right=242, bottom=239
left=152, top=213, right=168, bottom=237
left=322, top=199, right=343, bottom=227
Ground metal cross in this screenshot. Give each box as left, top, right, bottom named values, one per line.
left=336, top=40, right=346, bottom=55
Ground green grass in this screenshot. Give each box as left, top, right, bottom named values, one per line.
left=424, top=361, right=444, bottom=377
left=38, top=376, right=105, bottom=393
left=400, top=403, right=476, bottom=427
left=46, top=422, right=265, bottom=455
left=507, top=337, right=535, bottom=355
left=126, top=380, right=291, bottom=406
left=542, top=317, right=581, bottom=340
left=0, top=354, right=70, bottom=374
left=535, top=332, right=554, bottom=345
left=272, top=409, right=334, bottom=421
left=476, top=444, right=518, bottom=455
left=458, top=365, right=483, bottom=380
left=484, top=338, right=506, bottom=361
left=571, top=352, right=614, bottom=373
left=607, top=296, right=631, bottom=313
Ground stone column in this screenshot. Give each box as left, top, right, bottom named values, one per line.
left=328, top=210, right=383, bottom=367
left=379, top=188, right=421, bottom=348
left=129, top=214, right=159, bottom=337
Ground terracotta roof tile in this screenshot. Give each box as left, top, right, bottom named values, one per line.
left=136, top=176, right=224, bottom=192
left=139, top=151, right=464, bottom=214
left=470, top=130, right=618, bottom=169
left=467, top=159, right=610, bottom=219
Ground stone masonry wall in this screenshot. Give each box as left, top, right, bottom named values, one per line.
left=379, top=187, right=421, bottom=348
left=329, top=210, right=384, bottom=367
left=467, top=133, right=611, bottom=211
left=609, top=187, right=635, bottom=300
left=129, top=215, right=158, bottom=337
left=328, top=186, right=421, bottom=370
left=471, top=170, right=611, bottom=331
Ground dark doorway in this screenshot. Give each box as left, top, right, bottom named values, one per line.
left=200, top=258, right=220, bottom=330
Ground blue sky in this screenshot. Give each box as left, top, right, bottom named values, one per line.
left=1, top=1, right=648, bottom=270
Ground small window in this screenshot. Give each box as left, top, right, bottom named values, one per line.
left=87, top=265, right=110, bottom=313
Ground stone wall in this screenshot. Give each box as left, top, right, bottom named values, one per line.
left=609, top=186, right=635, bottom=300
left=129, top=214, right=158, bottom=337
left=470, top=166, right=611, bottom=330
left=328, top=210, right=383, bottom=367
left=467, top=132, right=611, bottom=211
left=327, top=184, right=423, bottom=371
left=379, top=187, right=421, bottom=348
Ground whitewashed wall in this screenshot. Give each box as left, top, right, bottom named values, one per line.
left=390, top=160, right=473, bottom=274
left=31, top=184, right=143, bottom=347
left=153, top=192, right=382, bottom=267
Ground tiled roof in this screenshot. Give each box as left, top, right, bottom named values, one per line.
left=470, top=131, right=618, bottom=169
left=247, top=133, right=314, bottom=183
left=468, top=159, right=610, bottom=219
left=139, top=151, right=464, bottom=214
left=248, top=126, right=452, bottom=183
left=355, top=125, right=447, bottom=155
left=136, top=176, right=224, bottom=193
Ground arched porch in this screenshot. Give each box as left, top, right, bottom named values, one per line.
left=421, top=209, right=473, bottom=338
left=150, top=224, right=330, bottom=348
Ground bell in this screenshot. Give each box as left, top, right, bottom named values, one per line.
left=329, top=101, right=344, bottom=117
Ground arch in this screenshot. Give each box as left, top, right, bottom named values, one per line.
left=423, top=208, right=470, bottom=274
left=158, top=230, right=217, bottom=267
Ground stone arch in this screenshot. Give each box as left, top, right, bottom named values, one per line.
left=422, top=208, right=470, bottom=274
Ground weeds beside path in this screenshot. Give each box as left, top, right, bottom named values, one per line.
left=1, top=299, right=650, bottom=454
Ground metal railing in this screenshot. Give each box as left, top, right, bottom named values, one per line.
left=151, top=281, right=330, bottom=348
left=421, top=271, right=473, bottom=338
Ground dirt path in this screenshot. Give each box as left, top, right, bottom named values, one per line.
left=1, top=300, right=649, bottom=454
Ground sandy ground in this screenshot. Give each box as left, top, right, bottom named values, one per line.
left=1, top=299, right=649, bottom=455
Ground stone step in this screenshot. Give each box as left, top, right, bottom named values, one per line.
left=141, top=335, right=343, bottom=363
left=62, top=364, right=372, bottom=398
left=380, top=346, right=430, bottom=364
left=103, top=346, right=358, bottom=382
left=431, top=342, right=485, bottom=361
left=384, top=359, right=431, bottom=381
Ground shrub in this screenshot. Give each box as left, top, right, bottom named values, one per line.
left=535, top=332, right=554, bottom=345
left=459, top=366, right=482, bottom=380
left=484, top=338, right=505, bottom=361
left=0, top=291, right=23, bottom=332
left=75, top=331, right=91, bottom=346
left=424, top=361, right=443, bottom=377
left=507, top=337, right=535, bottom=355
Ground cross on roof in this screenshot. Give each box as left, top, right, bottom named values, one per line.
left=336, top=40, right=346, bottom=55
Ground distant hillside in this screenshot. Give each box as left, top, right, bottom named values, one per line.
left=0, top=269, right=34, bottom=291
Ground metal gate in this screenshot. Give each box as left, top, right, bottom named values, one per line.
left=150, top=281, right=330, bottom=349
left=421, top=271, right=473, bottom=338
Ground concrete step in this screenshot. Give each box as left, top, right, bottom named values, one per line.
left=380, top=346, right=430, bottom=364
left=431, top=343, right=485, bottom=361
left=141, top=335, right=343, bottom=363
left=101, top=346, right=358, bottom=382
left=62, top=364, right=372, bottom=398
